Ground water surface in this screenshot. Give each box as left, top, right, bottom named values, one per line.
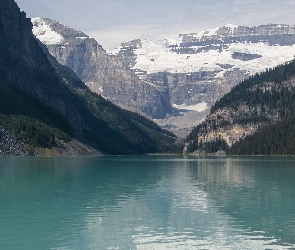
left=0, top=156, right=295, bottom=249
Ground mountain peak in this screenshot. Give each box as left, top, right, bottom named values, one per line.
left=110, top=24, right=295, bottom=75
left=185, top=24, right=239, bottom=40
left=31, top=17, right=64, bottom=45
left=31, top=17, right=90, bottom=45
left=31, top=18, right=173, bottom=119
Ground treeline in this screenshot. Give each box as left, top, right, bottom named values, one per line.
left=229, top=116, right=295, bottom=155
left=162, top=143, right=184, bottom=154
left=50, top=54, right=175, bottom=139
left=0, top=81, right=73, bottom=135
left=0, top=81, right=73, bottom=149
left=185, top=59, right=295, bottom=155
left=185, top=122, right=219, bottom=154
left=49, top=56, right=176, bottom=154
left=0, top=115, right=70, bottom=148
left=211, top=59, right=295, bottom=113
left=0, top=2, right=176, bottom=156
left=186, top=136, right=228, bottom=154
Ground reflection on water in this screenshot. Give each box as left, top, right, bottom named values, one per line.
left=0, top=156, right=295, bottom=249
left=191, top=157, right=295, bottom=248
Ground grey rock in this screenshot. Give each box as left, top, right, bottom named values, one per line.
left=32, top=18, right=295, bottom=135
left=32, top=18, right=172, bottom=118
left=231, top=52, right=262, bottom=61
left=0, top=127, right=31, bottom=156
left=111, top=24, right=295, bottom=135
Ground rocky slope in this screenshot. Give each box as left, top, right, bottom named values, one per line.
left=0, top=125, right=101, bottom=157
left=31, top=18, right=172, bottom=119
left=110, top=24, right=295, bottom=135
left=0, top=127, right=30, bottom=156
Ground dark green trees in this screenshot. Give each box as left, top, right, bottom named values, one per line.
left=186, top=59, right=295, bottom=155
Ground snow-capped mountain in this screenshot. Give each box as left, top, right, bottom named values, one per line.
left=109, top=24, right=295, bottom=136
left=32, top=18, right=295, bottom=137
left=31, top=17, right=172, bottom=119
left=111, top=24, right=295, bottom=75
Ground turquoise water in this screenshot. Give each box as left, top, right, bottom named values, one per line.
left=1, top=156, right=295, bottom=249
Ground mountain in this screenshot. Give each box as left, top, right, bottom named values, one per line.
left=31, top=18, right=295, bottom=137
left=109, top=24, right=295, bottom=135
left=185, top=59, right=295, bottom=155
left=32, top=18, right=295, bottom=137
left=31, top=18, right=172, bottom=119
left=0, top=0, right=175, bottom=156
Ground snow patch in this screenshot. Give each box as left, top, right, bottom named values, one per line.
left=189, top=24, right=238, bottom=40
left=164, top=36, right=183, bottom=46
left=173, top=102, right=208, bottom=112
left=224, top=24, right=239, bottom=30
left=131, top=38, right=295, bottom=75
left=31, top=17, right=64, bottom=45
left=107, top=46, right=122, bottom=55
left=194, top=28, right=218, bottom=39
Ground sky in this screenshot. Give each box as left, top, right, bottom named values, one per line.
left=17, top=0, right=295, bottom=50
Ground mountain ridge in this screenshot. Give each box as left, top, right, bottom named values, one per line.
left=0, top=0, right=175, bottom=156
left=109, top=23, right=295, bottom=136
left=32, top=17, right=172, bottom=119
left=31, top=16, right=295, bottom=138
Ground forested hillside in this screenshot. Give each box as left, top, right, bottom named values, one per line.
left=47, top=53, right=176, bottom=154
left=185, top=59, right=295, bottom=155
left=229, top=116, right=295, bottom=155
left=0, top=0, right=175, bottom=155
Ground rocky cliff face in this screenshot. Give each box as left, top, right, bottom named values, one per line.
left=110, top=24, right=295, bottom=136
left=31, top=18, right=172, bottom=118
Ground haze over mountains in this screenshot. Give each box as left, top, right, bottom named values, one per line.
left=32, top=18, right=295, bottom=136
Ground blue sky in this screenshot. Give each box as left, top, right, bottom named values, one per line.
left=17, top=0, right=295, bottom=49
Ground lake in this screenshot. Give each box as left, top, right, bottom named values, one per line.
left=0, top=156, right=295, bottom=249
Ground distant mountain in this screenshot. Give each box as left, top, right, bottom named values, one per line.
left=110, top=24, right=295, bottom=135
left=31, top=18, right=172, bottom=119
left=31, top=17, right=295, bottom=137
left=0, top=0, right=175, bottom=156
left=185, top=60, right=295, bottom=155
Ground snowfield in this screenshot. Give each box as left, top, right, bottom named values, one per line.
left=131, top=39, right=295, bottom=75
left=107, top=24, right=295, bottom=77
left=31, top=17, right=64, bottom=45
left=172, top=102, right=208, bottom=112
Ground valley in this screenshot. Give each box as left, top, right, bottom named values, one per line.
left=32, top=19, right=295, bottom=137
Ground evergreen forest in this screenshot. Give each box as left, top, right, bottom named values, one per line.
left=186, top=59, right=295, bottom=155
